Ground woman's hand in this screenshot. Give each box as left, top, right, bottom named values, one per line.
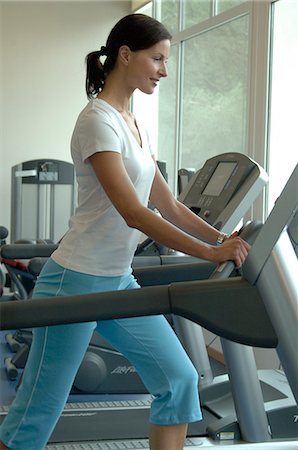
left=211, top=234, right=251, bottom=268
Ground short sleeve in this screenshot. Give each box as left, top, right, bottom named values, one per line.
left=78, top=109, right=122, bottom=162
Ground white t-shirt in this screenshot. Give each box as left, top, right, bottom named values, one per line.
left=52, top=99, right=155, bottom=276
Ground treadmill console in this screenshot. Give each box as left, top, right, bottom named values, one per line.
left=179, top=152, right=266, bottom=230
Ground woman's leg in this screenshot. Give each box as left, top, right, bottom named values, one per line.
left=0, top=259, right=97, bottom=450
left=98, top=314, right=201, bottom=449
left=0, top=321, right=96, bottom=450
left=96, top=273, right=202, bottom=450
left=149, top=423, right=188, bottom=450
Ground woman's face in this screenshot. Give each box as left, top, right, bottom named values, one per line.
left=127, top=39, right=171, bottom=94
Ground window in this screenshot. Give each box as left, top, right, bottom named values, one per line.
left=157, top=1, right=251, bottom=194
left=216, top=0, right=246, bottom=15
left=183, top=0, right=211, bottom=29
left=267, top=0, right=298, bottom=213
left=180, top=15, right=249, bottom=173
left=156, top=0, right=247, bottom=32
left=157, top=0, right=179, bottom=34
left=158, top=44, right=178, bottom=189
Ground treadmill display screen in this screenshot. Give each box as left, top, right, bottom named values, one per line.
left=202, top=162, right=237, bottom=197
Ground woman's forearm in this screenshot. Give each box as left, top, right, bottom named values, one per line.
left=128, top=204, right=215, bottom=261
left=157, top=199, right=223, bottom=245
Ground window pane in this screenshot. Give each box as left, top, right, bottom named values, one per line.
left=159, top=0, right=179, bottom=34
left=180, top=15, right=249, bottom=172
left=183, top=0, right=212, bottom=30
left=216, top=0, right=246, bottom=15
left=158, top=44, right=178, bottom=190
left=267, top=0, right=298, bottom=213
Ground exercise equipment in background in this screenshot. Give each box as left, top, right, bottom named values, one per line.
left=10, top=159, right=76, bottom=244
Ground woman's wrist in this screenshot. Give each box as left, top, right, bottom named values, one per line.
left=216, top=231, right=228, bottom=245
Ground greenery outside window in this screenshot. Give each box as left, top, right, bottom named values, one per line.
left=180, top=15, right=249, bottom=173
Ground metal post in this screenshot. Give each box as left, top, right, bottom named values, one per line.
left=172, top=315, right=214, bottom=388
left=221, top=339, right=271, bottom=442
left=256, top=231, right=298, bottom=403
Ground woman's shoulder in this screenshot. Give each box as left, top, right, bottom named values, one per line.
left=90, top=98, right=119, bottom=117
left=75, top=99, right=119, bottom=127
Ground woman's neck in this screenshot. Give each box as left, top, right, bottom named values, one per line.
left=97, top=72, right=133, bottom=114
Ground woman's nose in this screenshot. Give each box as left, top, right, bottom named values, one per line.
left=159, top=62, right=168, bottom=77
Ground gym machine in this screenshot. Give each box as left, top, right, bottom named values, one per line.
left=177, top=167, right=196, bottom=195
left=10, top=159, right=76, bottom=243
left=0, top=165, right=297, bottom=448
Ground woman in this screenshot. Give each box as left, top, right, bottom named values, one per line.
left=0, top=13, right=250, bottom=450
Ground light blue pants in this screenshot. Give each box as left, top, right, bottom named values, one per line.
left=0, top=258, right=201, bottom=450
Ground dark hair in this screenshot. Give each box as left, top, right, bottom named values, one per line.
left=85, top=14, right=172, bottom=99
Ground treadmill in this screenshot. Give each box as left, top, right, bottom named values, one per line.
left=2, top=152, right=268, bottom=397
left=0, top=166, right=297, bottom=448
left=0, top=166, right=298, bottom=450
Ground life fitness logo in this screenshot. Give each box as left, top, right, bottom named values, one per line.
left=111, top=366, right=137, bottom=375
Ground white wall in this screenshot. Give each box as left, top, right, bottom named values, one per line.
left=0, top=1, right=130, bottom=233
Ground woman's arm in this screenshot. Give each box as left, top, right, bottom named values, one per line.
left=89, top=151, right=250, bottom=267
left=150, top=157, right=222, bottom=245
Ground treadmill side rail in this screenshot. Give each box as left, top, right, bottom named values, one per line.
left=169, top=277, right=277, bottom=348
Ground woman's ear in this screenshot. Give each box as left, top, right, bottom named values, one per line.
left=118, top=45, right=131, bottom=66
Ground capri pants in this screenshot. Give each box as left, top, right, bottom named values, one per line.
left=0, top=258, right=202, bottom=450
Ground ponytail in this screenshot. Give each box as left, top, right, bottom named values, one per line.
left=85, top=46, right=107, bottom=99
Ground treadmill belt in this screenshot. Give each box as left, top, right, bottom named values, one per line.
left=46, top=437, right=204, bottom=449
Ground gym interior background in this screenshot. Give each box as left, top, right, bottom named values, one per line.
left=0, top=0, right=297, bottom=369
